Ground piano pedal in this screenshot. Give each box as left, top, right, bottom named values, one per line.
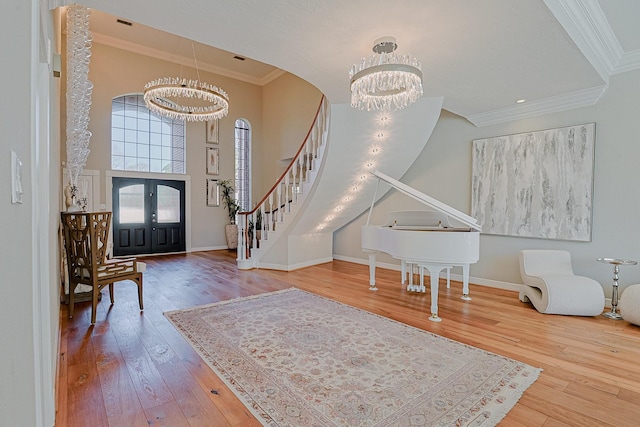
left=406, top=285, right=427, bottom=293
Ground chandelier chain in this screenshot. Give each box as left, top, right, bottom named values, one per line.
left=191, top=41, right=202, bottom=83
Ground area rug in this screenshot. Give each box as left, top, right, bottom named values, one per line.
left=165, top=288, right=540, bottom=426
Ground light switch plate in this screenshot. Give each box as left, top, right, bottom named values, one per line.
left=11, top=150, right=23, bottom=204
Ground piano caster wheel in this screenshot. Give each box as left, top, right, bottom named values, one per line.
left=429, top=314, right=442, bottom=322
left=461, top=294, right=472, bottom=301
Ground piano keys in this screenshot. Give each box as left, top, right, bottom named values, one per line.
left=361, top=171, right=481, bottom=322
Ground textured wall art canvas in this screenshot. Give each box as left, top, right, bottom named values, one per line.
left=471, top=123, right=595, bottom=241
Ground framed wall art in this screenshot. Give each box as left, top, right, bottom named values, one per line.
left=206, top=119, right=219, bottom=144
left=206, top=147, right=219, bottom=175
left=206, top=178, right=220, bottom=207
left=471, top=122, right=595, bottom=241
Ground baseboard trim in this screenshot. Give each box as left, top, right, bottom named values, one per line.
left=332, top=254, right=522, bottom=292
left=191, top=245, right=231, bottom=252
left=258, top=257, right=334, bottom=272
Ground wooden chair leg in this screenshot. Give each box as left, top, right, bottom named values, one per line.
left=91, top=286, right=99, bottom=324
left=109, top=283, right=115, bottom=304
left=69, top=283, right=76, bottom=319
left=137, top=275, right=144, bottom=310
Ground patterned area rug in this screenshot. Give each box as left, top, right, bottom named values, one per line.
left=165, top=288, right=540, bottom=426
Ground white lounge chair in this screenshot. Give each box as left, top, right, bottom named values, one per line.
left=518, top=249, right=604, bottom=316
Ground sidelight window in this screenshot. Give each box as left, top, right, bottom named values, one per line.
left=235, top=119, right=251, bottom=211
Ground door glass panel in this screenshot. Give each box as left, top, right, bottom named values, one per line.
left=118, top=184, right=145, bottom=223
left=157, top=185, right=180, bottom=223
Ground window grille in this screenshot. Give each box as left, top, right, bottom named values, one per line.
left=234, top=119, right=251, bottom=211
left=111, top=94, right=185, bottom=174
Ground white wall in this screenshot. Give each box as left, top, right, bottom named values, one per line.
left=334, top=68, right=640, bottom=297
left=0, top=1, right=57, bottom=426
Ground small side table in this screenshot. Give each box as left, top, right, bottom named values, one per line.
left=597, top=257, right=637, bottom=319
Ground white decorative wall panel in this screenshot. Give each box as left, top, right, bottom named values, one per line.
left=472, top=123, right=595, bottom=241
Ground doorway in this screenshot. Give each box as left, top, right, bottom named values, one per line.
left=112, top=177, right=186, bottom=256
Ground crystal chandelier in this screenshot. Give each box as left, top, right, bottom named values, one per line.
left=144, top=42, right=229, bottom=122
left=349, top=37, right=423, bottom=111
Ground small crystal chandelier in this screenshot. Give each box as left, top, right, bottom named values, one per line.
left=144, top=42, right=229, bottom=122
left=349, top=37, right=423, bottom=111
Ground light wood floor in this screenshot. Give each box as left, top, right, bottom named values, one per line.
left=56, top=250, right=640, bottom=427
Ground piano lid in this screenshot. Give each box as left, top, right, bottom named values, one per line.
left=372, top=171, right=481, bottom=231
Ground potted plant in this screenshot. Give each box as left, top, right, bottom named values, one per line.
left=219, top=179, right=241, bottom=250
left=248, top=209, right=263, bottom=249
left=254, top=209, right=263, bottom=246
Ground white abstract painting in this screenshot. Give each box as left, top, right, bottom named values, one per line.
left=472, top=123, right=595, bottom=241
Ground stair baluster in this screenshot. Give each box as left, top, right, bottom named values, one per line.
left=237, top=97, right=329, bottom=266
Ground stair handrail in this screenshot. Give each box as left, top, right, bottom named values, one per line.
left=237, top=95, right=328, bottom=261
left=243, top=96, right=326, bottom=216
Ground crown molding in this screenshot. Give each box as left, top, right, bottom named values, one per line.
left=47, top=0, right=71, bottom=9
left=92, top=32, right=278, bottom=86
left=544, top=0, right=640, bottom=78
left=465, top=85, right=607, bottom=127
left=543, top=0, right=613, bottom=81
left=259, top=68, right=287, bottom=86
left=463, top=0, right=640, bottom=127
left=615, top=48, right=640, bottom=75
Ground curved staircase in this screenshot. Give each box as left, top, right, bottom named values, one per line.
left=238, top=96, right=444, bottom=271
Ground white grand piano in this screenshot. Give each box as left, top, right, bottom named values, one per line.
left=361, top=171, right=481, bottom=322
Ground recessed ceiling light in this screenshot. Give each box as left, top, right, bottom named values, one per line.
left=516, top=99, right=526, bottom=104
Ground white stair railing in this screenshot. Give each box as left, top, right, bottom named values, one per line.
left=237, top=96, right=329, bottom=267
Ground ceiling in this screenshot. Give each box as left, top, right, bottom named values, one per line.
left=68, top=0, right=640, bottom=126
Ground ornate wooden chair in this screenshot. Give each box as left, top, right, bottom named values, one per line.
left=60, top=211, right=143, bottom=324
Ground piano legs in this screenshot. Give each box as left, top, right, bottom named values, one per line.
left=461, top=264, right=472, bottom=301
left=411, top=263, right=473, bottom=321
left=366, top=253, right=472, bottom=321
left=420, top=264, right=452, bottom=322
left=367, top=252, right=378, bottom=291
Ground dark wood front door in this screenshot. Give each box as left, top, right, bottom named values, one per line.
left=112, top=177, right=186, bottom=256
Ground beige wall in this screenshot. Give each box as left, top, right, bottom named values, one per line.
left=261, top=73, right=323, bottom=199
left=334, top=68, right=640, bottom=295
left=60, top=40, right=321, bottom=250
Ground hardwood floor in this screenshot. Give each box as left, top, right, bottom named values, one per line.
left=56, top=250, right=640, bottom=426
